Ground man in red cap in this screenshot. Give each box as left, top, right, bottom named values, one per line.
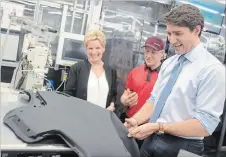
left=120, top=36, right=165, bottom=148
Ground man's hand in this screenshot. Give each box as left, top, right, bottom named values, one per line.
left=124, top=117, right=138, bottom=129
left=107, top=102, right=115, bottom=112
left=122, top=89, right=138, bottom=107
left=128, top=123, right=159, bottom=140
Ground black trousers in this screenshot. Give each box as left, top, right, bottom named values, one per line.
left=136, top=139, right=144, bottom=149
left=140, top=133, right=204, bottom=157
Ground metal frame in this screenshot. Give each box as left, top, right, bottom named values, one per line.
left=55, top=0, right=103, bottom=67
left=86, top=0, right=103, bottom=30
left=70, top=0, right=78, bottom=33
left=80, top=0, right=89, bottom=34
left=55, top=31, right=84, bottom=66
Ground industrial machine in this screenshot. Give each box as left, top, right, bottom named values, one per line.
left=12, top=35, right=53, bottom=91
left=9, top=16, right=57, bottom=92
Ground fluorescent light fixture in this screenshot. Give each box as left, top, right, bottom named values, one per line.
left=221, top=13, right=225, bottom=16
left=180, top=1, right=219, bottom=14
left=213, top=25, right=222, bottom=28
left=24, top=8, right=34, bottom=11
left=103, top=29, right=113, bottom=33
left=121, top=22, right=130, bottom=25
left=39, top=0, right=61, bottom=9
left=56, top=0, right=84, bottom=8
left=143, top=30, right=152, bottom=34
left=69, top=7, right=86, bottom=14
left=57, top=1, right=73, bottom=6
left=154, top=0, right=172, bottom=5
left=73, top=15, right=82, bottom=19
left=217, top=0, right=226, bottom=4
left=105, top=9, right=118, bottom=14
left=144, top=21, right=150, bottom=25
left=116, top=14, right=129, bottom=18
left=142, top=36, right=148, bottom=40
left=104, top=15, right=116, bottom=19
left=101, top=21, right=123, bottom=31
left=16, top=0, right=61, bottom=8
left=204, top=22, right=213, bottom=25
left=204, top=23, right=222, bottom=29
left=48, top=11, right=82, bottom=19
left=157, top=32, right=167, bottom=36
left=48, top=11, right=62, bottom=15
left=16, top=0, right=35, bottom=6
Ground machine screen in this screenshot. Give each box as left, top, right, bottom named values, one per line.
left=61, top=38, right=87, bottom=62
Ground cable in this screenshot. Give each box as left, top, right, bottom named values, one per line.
left=13, top=58, right=24, bottom=89
left=56, top=81, right=65, bottom=91
left=48, top=80, right=55, bottom=91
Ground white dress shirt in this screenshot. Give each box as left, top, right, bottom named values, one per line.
left=149, top=43, right=226, bottom=139
left=87, top=70, right=109, bottom=108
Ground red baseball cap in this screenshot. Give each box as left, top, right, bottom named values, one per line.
left=142, top=36, right=164, bottom=51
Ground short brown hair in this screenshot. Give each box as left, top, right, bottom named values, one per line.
left=84, top=29, right=106, bottom=48
left=164, top=4, right=204, bottom=36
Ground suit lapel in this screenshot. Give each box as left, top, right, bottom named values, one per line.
left=81, top=60, right=91, bottom=94
left=104, top=65, right=112, bottom=89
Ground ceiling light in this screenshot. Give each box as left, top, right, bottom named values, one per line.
left=48, top=11, right=62, bottom=15
left=144, top=21, right=149, bottom=25
left=213, top=25, right=222, bottom=28
left=39, top=1, right=61, bottom=9
left=25, top=8, right=33, bottom=11
left=143, top=30, right=151, bottom=34
left=14, top=0, right=35, bottom=6
left=103, top=30, right=113, bottom=33
left=57, top=1, right=73, bottom=6
left=204, top=22, right=213, bottom=25
left=157, top=32, right=167, bottom=36
left=103, top=15, right=116, bottom=19
left=217, top=0, right=226, bottom=4
left=142, top=36, right=148, bottom=40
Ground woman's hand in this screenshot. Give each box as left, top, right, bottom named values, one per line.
left=107, top=102, right=115, bottom=112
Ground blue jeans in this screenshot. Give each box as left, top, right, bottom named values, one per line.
left=140, top=133, right=204, bottom=157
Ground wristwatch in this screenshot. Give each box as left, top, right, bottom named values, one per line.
left=157, top=123, right=164, bottom=134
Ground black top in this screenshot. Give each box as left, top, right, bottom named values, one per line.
left=64, top=59, right=120, bottom=117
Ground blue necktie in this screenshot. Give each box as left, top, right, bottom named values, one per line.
left=149, top=55, right=186, bottom=123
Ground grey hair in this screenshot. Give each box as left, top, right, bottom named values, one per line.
left=164, top=4, right=204, bottom=36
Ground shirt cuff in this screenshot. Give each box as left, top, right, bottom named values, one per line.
left=195, top=111, right=220, bottom=135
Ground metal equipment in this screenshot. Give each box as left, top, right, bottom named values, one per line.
left=8, top=14, right=58, bottom=92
